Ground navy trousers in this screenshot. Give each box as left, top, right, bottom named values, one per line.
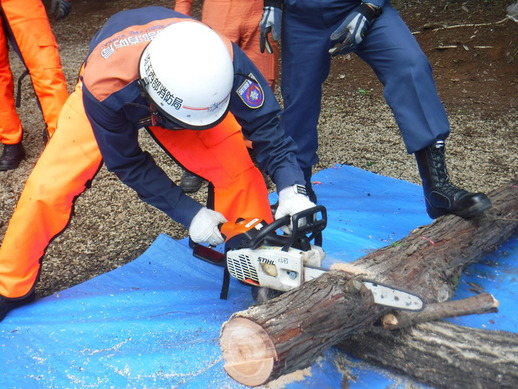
left=280, top=0, right=450, bottom=170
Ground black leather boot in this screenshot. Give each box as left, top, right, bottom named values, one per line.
left=180, top=169, right=203, bottom=193
left=0, top=292, right=36, bottom=322
left=415, top=140, right=491, bottom=219
left=0, top=143, right=25, bottom=171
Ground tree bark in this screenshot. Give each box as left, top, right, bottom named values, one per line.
left=339, top=321, right=518, bottom=389
left=219, top=179, right=518, bottom=387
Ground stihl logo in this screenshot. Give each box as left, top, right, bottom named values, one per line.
left=258, top=257, right=275, bottom=265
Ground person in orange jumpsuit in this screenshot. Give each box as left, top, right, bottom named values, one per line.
left=174, top=0, right=279, bottom=192
left=0, top=7, right=315, bottom=321
left=0, top=0, right=71, bottom=171
left=175, top=0, right=278, bottom=89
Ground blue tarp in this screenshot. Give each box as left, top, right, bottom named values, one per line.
left=1, top=165, right=516, bottom=388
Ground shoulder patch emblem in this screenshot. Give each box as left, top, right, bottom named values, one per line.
left=236, top=73, right=264, bottom=109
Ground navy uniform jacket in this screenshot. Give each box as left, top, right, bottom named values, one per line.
left=81, top=6, right=303, bottom=228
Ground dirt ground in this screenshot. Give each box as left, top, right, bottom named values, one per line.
left=1, top=0, right=516, bottom=301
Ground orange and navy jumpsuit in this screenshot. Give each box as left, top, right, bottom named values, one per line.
left=0, top=6, right=304, bottom=300
left=175, top=0, right=278, bottom=89
left=0, top=0, right=69, bottom=144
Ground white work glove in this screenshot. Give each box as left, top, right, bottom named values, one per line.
left=275, top=184, right=316, bottom=234
left=189, top=207, right=227, bottom=246
left=51, top=0, right=72, bottom=20
left=259, top=1, right=282, bottom=53
left=329, top=2, right=382, bottom=56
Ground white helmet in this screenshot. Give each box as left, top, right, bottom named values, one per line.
left=138, top=21, right=233, bottom=130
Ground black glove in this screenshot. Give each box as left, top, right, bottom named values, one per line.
left=329, top=2, right=382, bottom=57
left=259, top=0, right=282, bottom=53
left=51, top=0, right=72, bottom=21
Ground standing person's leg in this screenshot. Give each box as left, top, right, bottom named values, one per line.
left=201, top=0, right=236, bottom=39
left=148, top=113, right=273, bottom=224
left=0, top=81, right=102, bottom=312
left=0, top=25, right=25, bottom=170
left=2, top=0, right=69, bottom=139
left=280, top=3, right=337, bottom=202
left=207, top=0, right=279, bottom=90
left=357, top=5, right=450, bottom=153
left=357, top=5, right=490, bottom=218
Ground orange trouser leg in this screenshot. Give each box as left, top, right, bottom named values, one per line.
left=0, top=27, right=23, bottom=144
left=174, top=0, right=192, bottom=15
left=2, top=0, right=69, bottom=138
left=0, top=82, right=102, bottom=298
left=148, top=113, right=273, bottom=224
left=201, top=0, right=279, bottom=89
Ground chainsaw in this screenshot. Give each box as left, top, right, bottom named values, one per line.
left=192, top=205, right=424, bottom=311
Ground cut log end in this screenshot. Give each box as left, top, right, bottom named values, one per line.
left=220, top=317, right=277, bottom=387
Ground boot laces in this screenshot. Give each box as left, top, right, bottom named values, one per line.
left=430, top=141, right=465, bottom=198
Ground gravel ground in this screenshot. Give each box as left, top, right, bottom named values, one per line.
left=0, top=0, right=517, bottom=298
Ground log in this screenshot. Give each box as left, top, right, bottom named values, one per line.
left=338, top=293, right=518, bottom=389
left=339, top=321, right=518, bottom=389
left=219, top=179, right=518, bottom=387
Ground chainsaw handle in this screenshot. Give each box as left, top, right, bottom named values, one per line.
left=248, top=205, right=327, bottom=250
left=248, top=215, right=290, bottom=249
left=290, top=205, right=327, bottom=239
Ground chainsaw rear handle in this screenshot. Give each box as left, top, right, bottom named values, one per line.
left=219, top=217, right=266, bottom=243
